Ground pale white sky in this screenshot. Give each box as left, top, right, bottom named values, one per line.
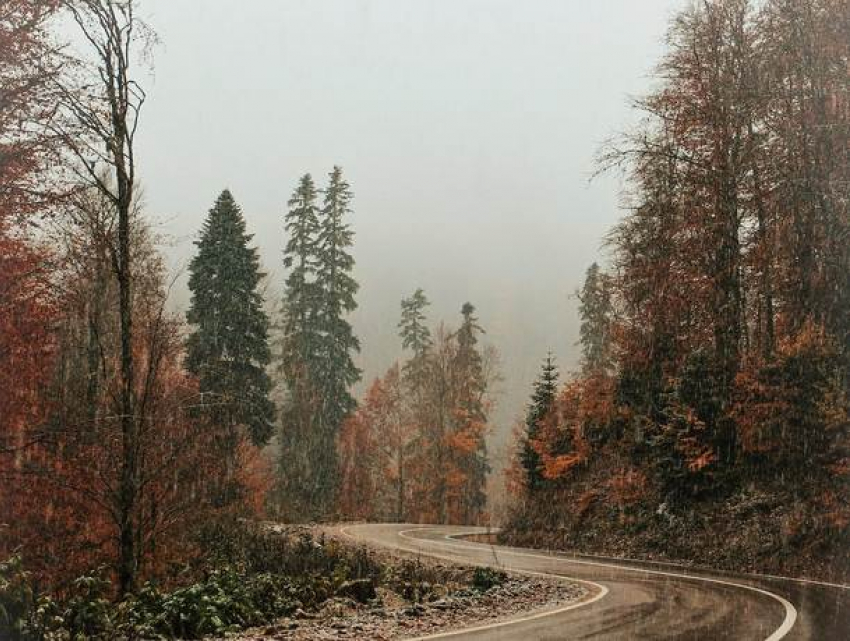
left=133, top=0, right=682, bottom=452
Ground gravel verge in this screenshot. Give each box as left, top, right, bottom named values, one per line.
left=231, top=577, right=584, bottom=640
left=226, top=530, right=587, bottom=641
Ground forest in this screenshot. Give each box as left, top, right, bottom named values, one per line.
left=0, top=0, right=848, bottom=639
left=506, top=0, right=850, bottom=581
left=1, top=1, right=500, bottom=636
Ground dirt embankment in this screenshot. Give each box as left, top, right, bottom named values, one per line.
left=501, top=483, right=850, bottom=585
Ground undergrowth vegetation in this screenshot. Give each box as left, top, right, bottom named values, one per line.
left=1, top=523, right=506, bottom=640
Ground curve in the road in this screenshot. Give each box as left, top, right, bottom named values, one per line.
left=341, top=525, right=609, bottom=640
left=397, top=527, right=797, bottom=641
left=340, top=524, right=811, bottom=640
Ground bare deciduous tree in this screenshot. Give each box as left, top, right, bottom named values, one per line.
left=51, top=0, right=155, bottom=595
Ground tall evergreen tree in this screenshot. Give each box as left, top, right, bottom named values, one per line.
left=452, top=302, right=490, bottom=523
left=278, top=169, right=361, bottom=519
left=281, top=174, right=321, bottom=375
left=399, top=288, right=432, bottom=387
left=278, top=174, right=322, bottom=519
left=315, top=166, right=361, bottom=427
left=521, top=353, right=559, bottom=492
left=186, top=190, right=275, bottom=495
left=312, top=166, right=361, bottom=515
left=455, top=303, right=485, bottom=403
left=399, top=288, right=432, bottom=357
left=578, top=262, right=614, bottom=375
left=397, top=288, right=433, bottom=518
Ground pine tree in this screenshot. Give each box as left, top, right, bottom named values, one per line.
left=452, top=302, right=490, bottom=523
left=315, top=166, right=361, bottom=432
left=311, top=166, right=361, bottom=515
left=521, top=353, right=559, bottom=492
left=397, top=288, right=435, bottom=519
left=278, top=174, right=322, bottom=519
left=281, top=174, right=321, bottom=376
left=400, top=288, right=432, bottom=358
left=186, top=190, right=275, bottom=498
left=399, top=288, right=432, bottom=391
left=578, top=262, right=614, bottom=375
left=278, top=168, right=361, bottom=519
left=455, top=303, right=485, bottom=403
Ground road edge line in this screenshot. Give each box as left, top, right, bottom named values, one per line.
left=338, top=524, right=609, bottom=641
left=449, top=529, right=850, bottom=591
left=401, top=526, right=797, bottom=641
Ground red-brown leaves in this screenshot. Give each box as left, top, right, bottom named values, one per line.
left=0, top=0, right=61, bottom=216
left=337, top=391, right=378, bottom=521
left=530, top=376, right=615, bottom=482
left=732, top=323, right=849, bottom=469
left=0, top=231, right=58, bottom=574
left=337, top=367, right=410, bottom=521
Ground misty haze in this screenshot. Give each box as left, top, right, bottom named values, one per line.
left=1, top=1, right=848, bottom=640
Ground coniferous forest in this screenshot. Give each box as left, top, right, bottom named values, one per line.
left=0, top=0, right=848, bottom=639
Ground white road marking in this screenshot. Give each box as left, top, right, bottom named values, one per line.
left=408, top=581, right=608, bottom=641
left=339, top=525, right=609, bottom=640
left=391, top=526, right=798, bottom=641
left=454, top=528, right=850, bottom=591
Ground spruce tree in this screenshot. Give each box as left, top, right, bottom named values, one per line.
left=278, top=174, right=323, bottom=519
left=398, top=288, right=432, bottom=518
left=400, top=288, right=432, bottom=357
left=399, top=288, right=432, bottom=385
left=278, top=168, right=361, bottom=519
left=456, top=303, right=485, bottom=401
left=315, top=166, right=361, bottom=426
left=312, top=166, right=361, bottom=515
left=186, top=189, right=275, bottom=465
left=452, top=302, right=490, bottom=522
left=521, top=353, right=559, bottom=492
left=280, top=174, right=321, bottom=384
left=578, top=262, right=614, bottom=375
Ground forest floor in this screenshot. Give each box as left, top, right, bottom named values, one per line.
left=227, top=528, right=586, bottom=640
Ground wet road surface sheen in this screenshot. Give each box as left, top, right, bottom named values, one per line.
left=340, top=524, right=850, bottom=640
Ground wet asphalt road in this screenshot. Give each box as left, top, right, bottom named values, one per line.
left=340, top=523, right=850, bottom=640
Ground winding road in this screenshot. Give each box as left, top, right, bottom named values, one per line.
left=340, top=523, right=850, bottom=640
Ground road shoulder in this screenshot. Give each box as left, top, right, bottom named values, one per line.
left=230, top=525, right=588, bottom=641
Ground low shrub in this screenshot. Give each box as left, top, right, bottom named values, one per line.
left=120, top=568, right=302, bottom=639
left=471, top=567, right=506, bottom=592
left=0, top=555, right=35, bottom=641
left=62, top=570, right=113, bottom=639
left=194, top=521, right=382, bottom=585
left=3, top=522, right=514, bottom=639
left=384, top=558, right=444, bottom=603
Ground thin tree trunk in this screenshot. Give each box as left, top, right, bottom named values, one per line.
left=116, top=166, right=137, bottom=597
left=396, top=447, right=404, bottom=522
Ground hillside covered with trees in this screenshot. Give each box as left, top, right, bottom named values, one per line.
left=506, top=0, right=850, bottom=581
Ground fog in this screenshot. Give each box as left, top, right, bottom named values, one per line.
left=135, top=0, right=682, bottom=455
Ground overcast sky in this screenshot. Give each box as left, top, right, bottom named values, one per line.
left=134, top=0, right=682, bottom=454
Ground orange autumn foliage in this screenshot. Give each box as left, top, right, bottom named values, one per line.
left=0, top=0, right=64, bottom=577
left=337, top=365, right=413, bottom=522
left=732, top=324, right=848, bottom=467
left=0, top=0, right=60, bottom=215
left=338, top=320, right=495, bottom=527
left=0, top=205, right=267, bottom=589
left=503, top=420, right=531, bottom=499
left=337, top=398, right=377, bottom=521
left=531, top=376, right=615, bottom=482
